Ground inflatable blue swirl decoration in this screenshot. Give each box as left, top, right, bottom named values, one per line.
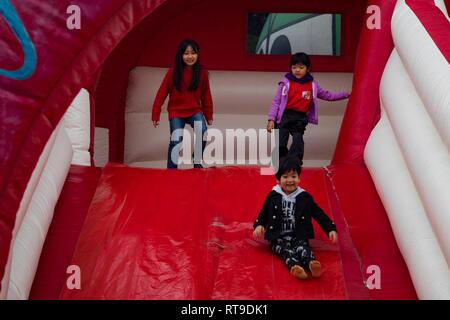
left=0, top=0, right=37, bottom=80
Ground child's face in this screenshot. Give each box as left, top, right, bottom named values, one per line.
left=278, top=170, right=300, bottom=194
left=183, top=46, right=198, bottom=67
left=291, top=63, right=309, bottom=79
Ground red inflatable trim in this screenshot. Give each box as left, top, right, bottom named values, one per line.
left=327, top=164, right=417, bottom=299
left=29, top=165, right=101, bottom=299
left=332, top=0, right=397, bottom=165
left=405, top=0, right=450, bottom=63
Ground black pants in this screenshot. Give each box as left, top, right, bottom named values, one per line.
left=270, top=236, right=316, bottom=270
left=275, top=109, right=308, bottom=163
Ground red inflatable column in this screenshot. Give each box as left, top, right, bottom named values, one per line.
left=332, top=0, right=396, bottom=165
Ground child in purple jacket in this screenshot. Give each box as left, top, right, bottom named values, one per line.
left=267, top=52, right=350, bottom=163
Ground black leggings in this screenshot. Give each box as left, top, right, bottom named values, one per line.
left=270, top=236, right=316, bottom=270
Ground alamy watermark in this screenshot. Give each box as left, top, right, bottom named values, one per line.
left=66, top=264, right=81, bottom=290
left=365, top=265, right=381, bottom=289
left=66, top=5, right=81, bottom=30
left=366, top=5, right=381, bottom=30
left=170, top=120, right=280, bottom=174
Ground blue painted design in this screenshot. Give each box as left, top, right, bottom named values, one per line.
left=0, top=0, right=37, bottom=80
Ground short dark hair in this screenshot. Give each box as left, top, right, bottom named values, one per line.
left=275, top=156, right=302, bottom=180
left=290, top=52, right=311, bottom=69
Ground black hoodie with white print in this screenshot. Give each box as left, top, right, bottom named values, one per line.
left=254, top=185, right=336, bottom=241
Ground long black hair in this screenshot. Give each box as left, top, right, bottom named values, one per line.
left=173, top=39, right=201, bottom=91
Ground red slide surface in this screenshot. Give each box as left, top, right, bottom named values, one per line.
left=60, top=164, right=369, bottom=300
left=59, top=164, right=416, bottom=299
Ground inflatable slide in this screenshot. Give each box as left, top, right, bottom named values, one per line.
left=0, top=0, right=449, bottom=300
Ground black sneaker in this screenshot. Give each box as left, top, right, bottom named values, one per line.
left=193, top=164, right=204, bottom=169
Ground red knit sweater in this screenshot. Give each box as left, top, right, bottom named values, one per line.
left=151, top=67, right=213, bottom=122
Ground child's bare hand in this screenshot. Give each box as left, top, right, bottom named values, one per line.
left=267, top=120, right=274, bottom=133
left=207, top=120, right=213, bottom=126
left=152, top=121, right=159, bottom=128
left=253, top=226, right=265, bottom=240
left=329, top=231, right=338, bottom=244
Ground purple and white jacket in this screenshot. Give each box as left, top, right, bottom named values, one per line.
left=268, top=76, right=350, bottom=125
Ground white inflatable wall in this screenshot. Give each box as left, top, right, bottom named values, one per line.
left=7, top=124, right=73, bottom=299
left=0, top=89, right=92, bottom=299
left=0, top=121, right=63, bottom=299
left=364, top=0, right=450, bottom=299
left=63, top=88, right=92, bottom=166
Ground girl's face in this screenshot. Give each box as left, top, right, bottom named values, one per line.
left=278, top=170, right=300, bottom=194
left=291, top=63, right=309, bottom=79
left=183, top=45, right=198, bottom=67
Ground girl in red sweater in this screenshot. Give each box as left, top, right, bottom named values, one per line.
left=152, top=39, right=213, bottom=169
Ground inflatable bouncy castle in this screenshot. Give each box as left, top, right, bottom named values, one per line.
left=0, top=0, right=449, bottom=300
